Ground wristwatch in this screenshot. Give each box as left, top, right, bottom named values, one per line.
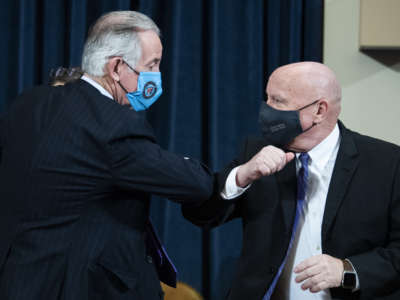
left=341, top=259, right=357, bottom=290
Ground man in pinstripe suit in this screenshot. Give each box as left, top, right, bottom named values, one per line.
left=0, top=11, right=213, bottom=300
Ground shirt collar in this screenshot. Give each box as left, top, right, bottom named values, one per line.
left=296, top=123, right=340, bottom=171
left=81, top=75, right=114, bottom=100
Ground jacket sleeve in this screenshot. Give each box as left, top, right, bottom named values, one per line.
left=181, top=139, right=250, bottom=229
left=348, top=155, right=400, bottom=296
left=109, top=132, right=214, bottom=205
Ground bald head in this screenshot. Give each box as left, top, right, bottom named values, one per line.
left=270, top=62, right=341, bottom=106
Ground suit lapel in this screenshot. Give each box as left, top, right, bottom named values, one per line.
left=322, top=122, right=359, bottom=243
left=276, top=160, right=297, bottom=233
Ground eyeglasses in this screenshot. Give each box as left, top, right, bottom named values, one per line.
left=123, top=61, right=140, bottom=76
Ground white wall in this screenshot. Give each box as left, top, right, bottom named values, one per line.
left=324, top=0, right=400, bottom=145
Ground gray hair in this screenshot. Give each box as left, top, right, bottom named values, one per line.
left=81, top=11, right=160, bottom=77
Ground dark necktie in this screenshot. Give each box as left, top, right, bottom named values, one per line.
left=263, top=152, right=310, bottom=300
left=145, top=219, right=177, bottom=287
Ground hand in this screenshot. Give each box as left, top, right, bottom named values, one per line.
left=236, top=146, right=295, bottom=187
left=294, top=254, right=343, bottom=293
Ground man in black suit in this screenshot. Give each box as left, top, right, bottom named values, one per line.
left=0, top=11, right=213, bottom=300
left=183, top=62, right=400, bottom=300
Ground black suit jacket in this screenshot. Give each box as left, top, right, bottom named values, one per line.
left=0, top=80, right=213, bottom=300
left=183, top=122, right=400, bottom=300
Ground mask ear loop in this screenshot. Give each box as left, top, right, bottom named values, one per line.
left=118, top=80, right=129, bottom=94
left=112, top=59, right=132, bottom=106
left=116, top=59, right=140, bottom=94
left=298, top=99, right=321, bottom=134
left=303, top=121, right=317, bottom=133
left=283, top=120, right=317, bottom=153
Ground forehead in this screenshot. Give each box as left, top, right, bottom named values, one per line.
left=266, top=67, right=313, bottom=101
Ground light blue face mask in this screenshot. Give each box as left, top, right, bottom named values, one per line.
left=119, top=61, right=163, bottom=111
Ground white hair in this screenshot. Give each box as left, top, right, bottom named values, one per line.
left=81, top=11, right=160, bottom=77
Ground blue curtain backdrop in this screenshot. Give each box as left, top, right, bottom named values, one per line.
left=0, top=0, right=323, bottom=298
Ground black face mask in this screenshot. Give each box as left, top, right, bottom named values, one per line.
left=258, top=100, right=319, bottom=147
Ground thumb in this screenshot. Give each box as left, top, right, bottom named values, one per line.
left=285, top=152, right=295, bottom=163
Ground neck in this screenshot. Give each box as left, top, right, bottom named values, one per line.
left=85, top=73, right=125, bottom=105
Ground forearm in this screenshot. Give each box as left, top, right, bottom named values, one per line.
left=182, top=163, right=243, bottom=228
left=182, top=195, right=238, bottom=228
left=110, top=137, right=214, bottom=204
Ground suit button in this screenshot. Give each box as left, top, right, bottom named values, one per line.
left=269, top=266, right=276, bottom=274
left=146, top=255, right=153, bottom=264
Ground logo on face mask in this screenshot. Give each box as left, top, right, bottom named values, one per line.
left=270, top=123, right=286, bottom=133
left=143, top=81, right=157, bottom=99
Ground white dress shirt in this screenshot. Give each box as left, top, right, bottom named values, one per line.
left=274, top=124, right=340, bottom=300
left=222, top=124, right=358, bottom=299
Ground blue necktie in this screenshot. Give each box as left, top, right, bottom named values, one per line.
left=263, top=153, right=310, bottom=300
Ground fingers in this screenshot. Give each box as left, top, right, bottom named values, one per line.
left=301, top=274, right=328, bottom=293
left=294, top=254, right=343, bottom=293
left=258, top=148, right=281, bottom=174
left=294, top=254, right=320, bottom=273
left=295, top=264, right=322, bottom=283
left=236, top=146, right=293, bottom=186
left=257, top=146, right=290, bottom=175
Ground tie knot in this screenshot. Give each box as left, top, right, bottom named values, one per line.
left=299, top=152, right=310, bottom=167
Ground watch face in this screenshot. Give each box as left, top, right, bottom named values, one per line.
left=343, top=272, right=356, bottom=289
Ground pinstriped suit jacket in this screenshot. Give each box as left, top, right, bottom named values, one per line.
left=0, top=80, right=213, bottom=300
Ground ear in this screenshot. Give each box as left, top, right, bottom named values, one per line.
left=105, top=57, right=123, bottom=81
left=314, top=99, right=328, bottom=123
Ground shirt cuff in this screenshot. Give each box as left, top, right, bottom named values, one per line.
left=220, top=166, right=251, bottom=200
